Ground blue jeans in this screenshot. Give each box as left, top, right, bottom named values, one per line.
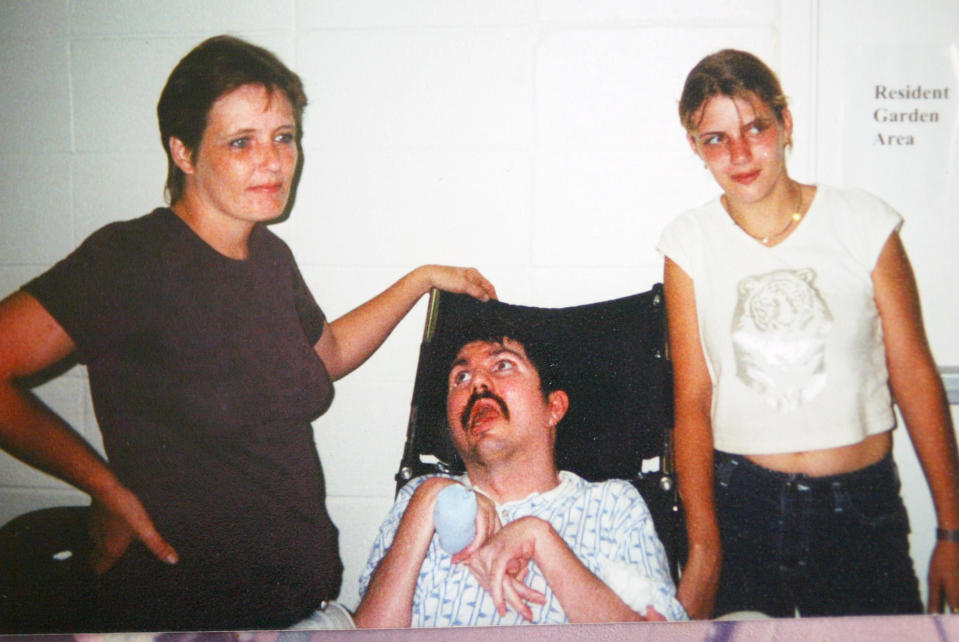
left=713, top=451, right=922, bottom=617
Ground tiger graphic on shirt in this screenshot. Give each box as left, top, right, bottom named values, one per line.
left=730, top=268, right=833, bottom=412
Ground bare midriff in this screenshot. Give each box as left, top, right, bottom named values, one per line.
left=745, top=431, right=892, bottom=477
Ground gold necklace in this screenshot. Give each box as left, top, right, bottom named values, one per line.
left=724, top=185, right=803, bottom=245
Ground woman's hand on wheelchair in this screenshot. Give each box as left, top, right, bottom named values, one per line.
left=414, top=265, right=498, bottom=302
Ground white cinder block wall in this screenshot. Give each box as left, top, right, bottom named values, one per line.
left=1, top=0, right=956, bottom=611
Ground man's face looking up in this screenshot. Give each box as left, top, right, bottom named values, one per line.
left=446, top=338, right=561, bottom=466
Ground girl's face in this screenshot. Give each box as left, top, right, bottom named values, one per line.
left=687, top=92, right=792, bottom=207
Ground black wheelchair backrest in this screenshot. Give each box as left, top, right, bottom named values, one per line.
left=394, top=284, right=685, bottom=577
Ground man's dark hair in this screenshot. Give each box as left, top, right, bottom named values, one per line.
left=433, top=314, right=563, bottom=400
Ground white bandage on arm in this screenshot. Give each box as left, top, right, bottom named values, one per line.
left=598, top=561, right=661, bottom=616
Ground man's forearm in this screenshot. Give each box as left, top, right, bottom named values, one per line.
left=532, top=519, right=645, bottom=623
left=354, top=478, right=454, bottom=628
left=353, top=502, right=432, bottom=627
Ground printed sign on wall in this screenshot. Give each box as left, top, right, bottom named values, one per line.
left=842, top=44, right=959, bottom=366
left=843, top=44, right=958, bottom=211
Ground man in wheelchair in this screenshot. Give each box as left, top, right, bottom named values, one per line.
left=354, top=326, right=687, bottom=627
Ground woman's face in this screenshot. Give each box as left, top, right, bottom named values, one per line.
left=687, top=92, right=792, bottom=207
left=174, top=83, right=298, bottom=228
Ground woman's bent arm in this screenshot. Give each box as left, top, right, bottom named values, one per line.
left=0, top=291, right=177, bottom=572
left=314, top=265, right=496, bottom=381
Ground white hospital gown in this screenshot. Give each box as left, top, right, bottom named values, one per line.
left=358, top=470, right=687, bottom=626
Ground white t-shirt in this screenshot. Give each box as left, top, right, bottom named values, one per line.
left=658, top=185, right=901, bottom=454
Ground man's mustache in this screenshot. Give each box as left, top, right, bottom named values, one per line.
left=460, top=390, right=510, bottom=430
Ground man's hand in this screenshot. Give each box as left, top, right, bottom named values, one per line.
left=928, top=540, right=959, bottom=613
left=451, top=499, right=547, bottom=621
left=451, top=491, right=500, bottom=563
left=643, top=606, right=667, bottom=621
left=462, top=516, right=548, bottom=620
left=89, top=485, right=177, bottom=574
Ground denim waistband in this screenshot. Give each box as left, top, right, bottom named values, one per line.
left=714, top=450, right=898, bottom=494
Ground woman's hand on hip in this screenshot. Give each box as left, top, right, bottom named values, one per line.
left=89, top=484, right=178, bottom=574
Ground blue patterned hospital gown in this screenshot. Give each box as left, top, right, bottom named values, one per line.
left=358, top=470, right=687, bottom=626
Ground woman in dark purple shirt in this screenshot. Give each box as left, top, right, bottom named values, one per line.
left=0, top=35, right=495, bottom=631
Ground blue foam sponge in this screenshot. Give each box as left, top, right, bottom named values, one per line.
left=433, top=484, right=477, bottom=553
